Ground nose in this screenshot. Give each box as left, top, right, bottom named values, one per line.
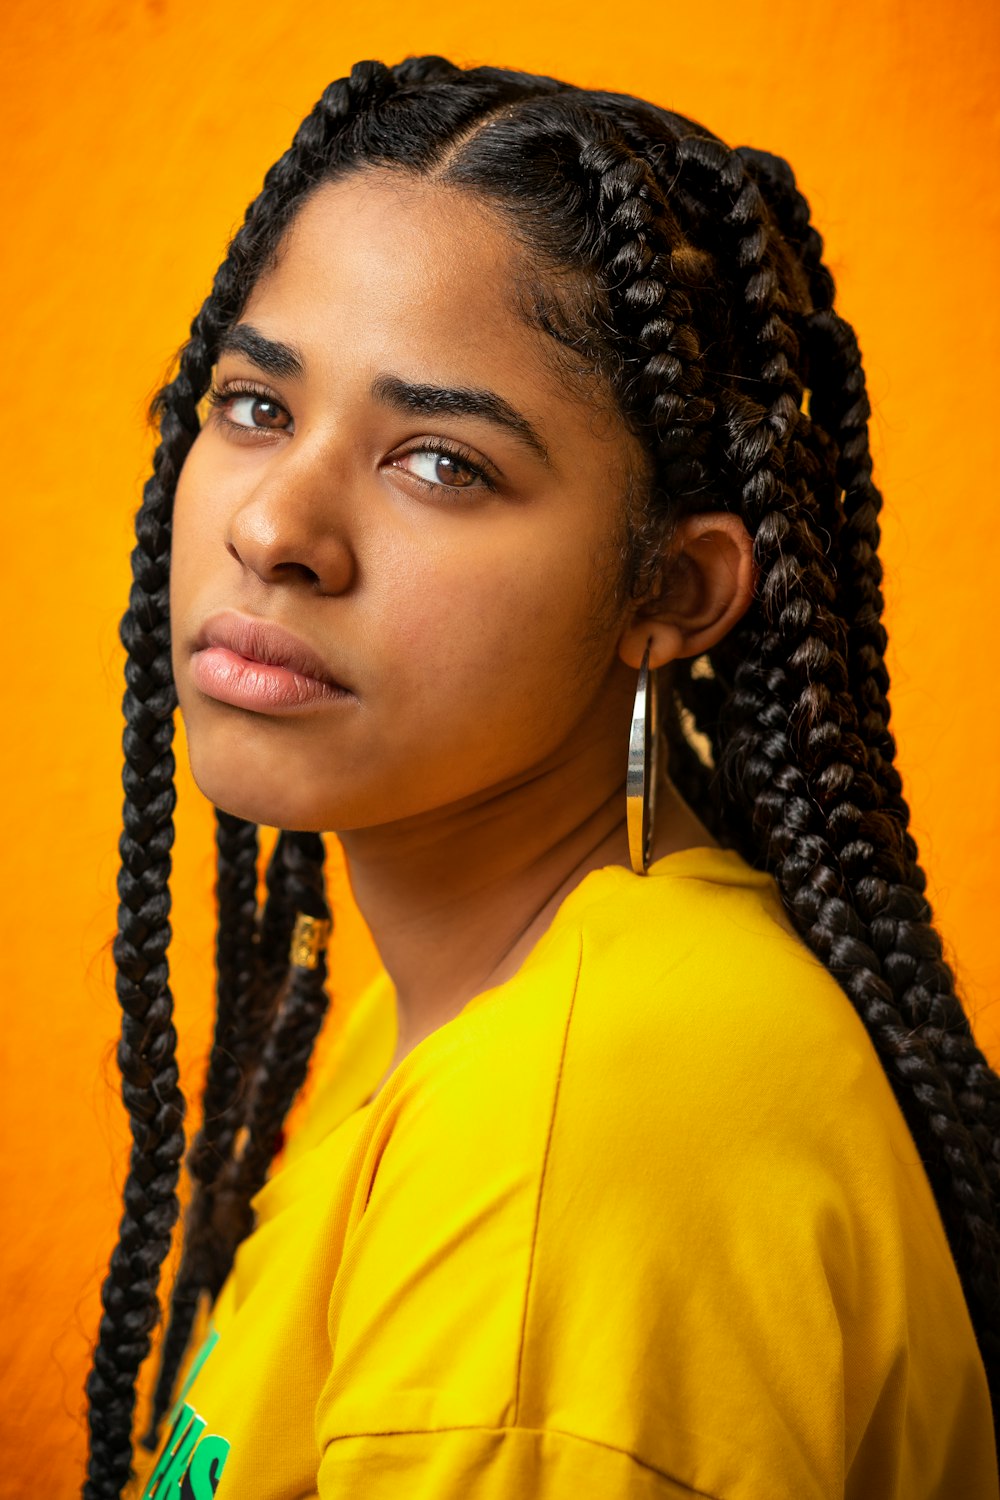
left=225, top=445, right=357, bottom=594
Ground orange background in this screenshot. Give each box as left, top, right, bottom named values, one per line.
left=2, top=1, right=998, bottom=1492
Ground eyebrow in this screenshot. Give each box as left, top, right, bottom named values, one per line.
left=218, top=324, right=304, bottom=379
left=217, top=323, right=551, bottom=466
left=369, top=374, right=550, bottom=466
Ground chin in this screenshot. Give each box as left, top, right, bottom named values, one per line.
left=202, top=785, right=330, bottom=833
left=185, top=750, right=330, bottom=833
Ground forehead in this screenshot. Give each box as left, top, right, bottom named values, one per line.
left=247, top=171, right=533, bottom=365
left=243, top=169, right=632, bottom=445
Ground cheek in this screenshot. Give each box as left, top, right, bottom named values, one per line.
left=170, top=446, right=215, bottom=584
left=379, top=529, right=596, bottom=735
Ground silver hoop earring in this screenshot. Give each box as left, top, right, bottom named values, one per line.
left=626, top=638, right=660, bottom=876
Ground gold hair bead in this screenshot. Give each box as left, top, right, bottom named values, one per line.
left=289, top=912, right=332, bottom=970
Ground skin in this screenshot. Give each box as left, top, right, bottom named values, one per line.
left=170, top=168, right=756, bottom=1082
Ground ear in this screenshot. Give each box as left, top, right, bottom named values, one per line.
left=617, top=511, right=756, bottom=671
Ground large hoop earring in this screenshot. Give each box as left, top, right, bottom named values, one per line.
left=626, top=637, right=660, bottom=876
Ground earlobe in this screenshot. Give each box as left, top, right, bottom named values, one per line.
left=618, top=621, right=685, bottom=672
left=617, top=511, right=756, bottom=672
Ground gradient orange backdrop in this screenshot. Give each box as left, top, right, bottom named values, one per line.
left=3, top=1, right=998, bottom=1492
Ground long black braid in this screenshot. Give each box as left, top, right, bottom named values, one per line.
left=83, top=333, right=188, bottom=1500
left=135, top=811, right=259, bottom=1450
left=740, top=145, right=1000, bottom=1169
left=661, top=130, right=1000, bottom=1372
left=563, top=104, right=994, bottom=1366
left=85, top=58, right=403, bottom=1500
left=87, top=55, right=1000, bottom=1496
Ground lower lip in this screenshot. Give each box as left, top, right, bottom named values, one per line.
left=190, top=646, right=353, bottom=712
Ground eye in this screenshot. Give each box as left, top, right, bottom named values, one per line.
left=207, top=381, right=292, bottom=433
left=392, top=441, right=496, bottom=492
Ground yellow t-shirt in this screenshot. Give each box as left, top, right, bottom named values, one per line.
left=133, top=845, right=998, bottom=1499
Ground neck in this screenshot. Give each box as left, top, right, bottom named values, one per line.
left=337, top=707, right=717, bottom=1068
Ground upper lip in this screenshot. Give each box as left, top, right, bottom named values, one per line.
left=192, top=610, right=349, bottom=690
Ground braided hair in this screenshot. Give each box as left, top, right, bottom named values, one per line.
left=86, top=54, right=1000, bottom=1497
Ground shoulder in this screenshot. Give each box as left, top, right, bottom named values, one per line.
left=563, top=843, right=879, bottom=1107
left=530, top=846, right=970, bottom=1396
left=514, top=851, right=994, bottom=1493
left=569, top=852, right=893, bottom=1098
left=382, top=845, right=889, bottom=1172
left=550, top=846, right=934, bottom=1246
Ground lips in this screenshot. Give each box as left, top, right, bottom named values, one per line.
left=192, top=610, right=349, bottom=690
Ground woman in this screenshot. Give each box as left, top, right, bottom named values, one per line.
left=85, top=54, right=1000, bottom=1499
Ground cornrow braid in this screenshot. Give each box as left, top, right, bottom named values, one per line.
left=186, top=814, right=261, bottom=1208
left=543, top=107, right=747, bottom=820
left=144, top=832, right=332, bottom=1445
left=662, top=132, right=1000, bottom=1391
left=84, top=389, right=189, bottom=1500
left=735, top=145, right=919, bottom=876
left=84, top=571, right=184, bottom=1498
left=569, top=128, right=728, bottom=827
left=543, top=123, right=735, bottom=836
left=229, top=832, right=333, bottom=1210
left=755, top=158, right=1000, bottom=1194
left=728, top=144, right=1000, bottom=1188
left=141, top=812, right=259, bottom=1449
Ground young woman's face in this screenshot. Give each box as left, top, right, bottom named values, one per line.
left=170, top=168, right=653, bottom=833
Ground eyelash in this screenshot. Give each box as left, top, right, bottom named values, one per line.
left=205, top=379, right=498, bottom=493
left=206, top=378, right=285, bottom=425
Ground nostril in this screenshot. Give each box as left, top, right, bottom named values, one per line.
left=225, top=512, right=354, bottom=594
left=272, top=561, right=322, bottom=585
left=226, top=540, right=320, bottom=586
